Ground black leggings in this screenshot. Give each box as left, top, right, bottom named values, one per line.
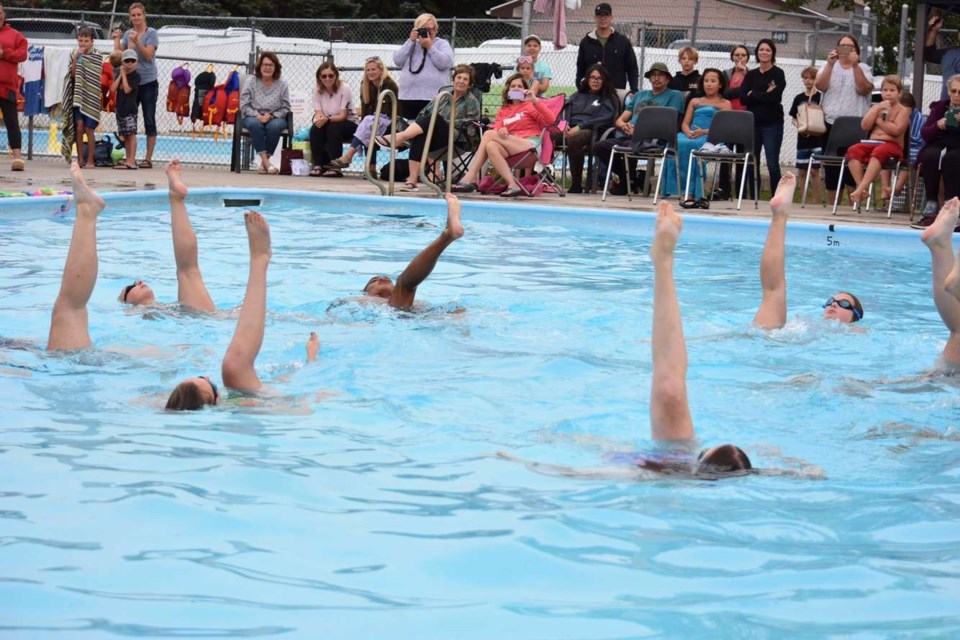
left=919, top=142, right=960, bottom=202
left=408, top=117, right=450, bottom=160
left=309, top=120, right=358, bottom=167
left=0, top=96, right=22, bottom=151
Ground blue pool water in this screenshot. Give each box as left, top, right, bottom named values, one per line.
left=1, top=190, right=959, bottom=638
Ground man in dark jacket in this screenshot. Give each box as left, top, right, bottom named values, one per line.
left=575, top=3, right=638, bottom=93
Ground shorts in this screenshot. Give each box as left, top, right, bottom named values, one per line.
left=796, top=146, right=822, bottom=169
left=845, top=140, right=903, bottom=165
left=117, top=113, right=138, bottom=137
left=72, top=107, right=98, bottom=128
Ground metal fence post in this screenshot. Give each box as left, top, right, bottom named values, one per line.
left=248, top=16, right=257, bottom=72
left=811, top=19, right=819, bottom=66
left=691, top=0, right=700, bottom=46
left=522, top=0, right=533, bottom=53
left=639, top=22, right=647, bottom=83
left=450, top=17, right=457, bottom=51
left=899, top=3, right=909, bottom=80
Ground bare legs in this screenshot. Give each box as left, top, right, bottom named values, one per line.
left=167, top=159, right=216, bottom=312
left=389, top=194, right=464, bottom=309
left=221, top=211, right=271, bottom=390
left=47, top=163, right=105, bottom=351
left=458, top=130, right=534, bottom=189
left=923, top=198, right=960, bottom=365
left=649, top=201, right=694, bottom=441
left=849, top=158, right=884, bottom=205
left=753, top=173, right=796, bottom=330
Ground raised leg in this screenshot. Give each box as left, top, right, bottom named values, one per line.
left=47, top=163, right=105, bottom=351
left=649, top=201, right=694, bottom=441
left=221, top=211, right=271, bottom=390
left=167, top=159, right=216, bottom=312
left=929, top=198, right=960, bottom=364
left=389, top=193, right=464, bottom=309
left=752, top=173, right=796, bottom=329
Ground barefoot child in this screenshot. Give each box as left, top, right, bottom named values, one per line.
left=61, top=27, right=103, bottom=168
left=880, top=90, right=923, bottom=207
left=846, top=74, right=909, bottom=206
left=112, top=49, right=140, bottom=170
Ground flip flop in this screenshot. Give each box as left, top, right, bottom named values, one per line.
left=113, top=163, right=137, bottom=170
left=680, top=198, right=698, bottom=209
left=399, top=182, right=418, bottom=192
left=375, top=135, right=390, bottom=147
left=137, top=159, right=153, bottom=169
left=325, top=158, right=349, bottom=170
left=321, top=169, right=342, bottom=177
left=500, top=186, right=524, bottom=198
left=310, top=165, right=324, bottom=176
left=267, top=166, right=280, bottom=175
left=451, top=181, right=477, bottom=193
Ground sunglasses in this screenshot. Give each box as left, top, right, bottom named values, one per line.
left=366, top=56, right=381, bottom=63
left=121, top=280, right=142, bottom=302
left=320, top=73, right=336, bottom=79
left=823, top=297, right=862, bottom=320
left=199, top=375, right=219, bottom=404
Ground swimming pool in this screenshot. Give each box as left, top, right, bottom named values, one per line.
left=1, top=189, right=958, bottom=638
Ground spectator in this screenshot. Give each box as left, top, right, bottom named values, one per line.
left=550, top=63, right=618, bottom=193
left=393, top=13, right=453, bottom=120
left=239, top=52, right=290, bottom=175
left=375, top=65, right=481, bottom=193
left=714, top=44, right=750, bottom=200
left=911, top=74, right=960, bottom=227
left=925, top=12, right=960, bottom=101
left=815, top=33, right=874, bottom=204
left=112, top=49, right=141, bottom=170
left=592, top=62, right=684, bottom=195
left=523, top=35, right=552, bottom=95
left=789, top=65, right=826, bottom=205
left=575, top=3, right=638, bottom=93
left=113, top=2, right=159, bottom=168
left=62, top=26, right=103, bottom=168
left=516, top=55, right=540, bottom=96
left=669, top=46, right=701, bottom=93
left=451, top=73, right=555, bottom=198
left=742, top=38, right=786, bottom=195
left=308, top=61, right=358, bottom=177
left=0, top=4, right=27, bottom=171
left=846, top=74, right=908, bottom=207
left=880, top=90, right=922, bottom=208
left=326, top=56, right=399, bottom=174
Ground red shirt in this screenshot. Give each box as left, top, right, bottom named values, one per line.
left=0, top=23, right=28, bottom=102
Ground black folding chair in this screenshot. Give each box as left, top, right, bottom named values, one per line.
left=601, top=106, right=681, bottom=204
left=800, top=116, right=864, bottom=214
left=686, top=110, right=758, bottom=211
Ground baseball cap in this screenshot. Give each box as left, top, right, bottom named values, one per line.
left=595, top=3, right=612, bottom=15
left=523, top=34, right=541, bottom=46
left=644, top=62, right=670, bottom=78
left=122, top=48, right=138, bottom=62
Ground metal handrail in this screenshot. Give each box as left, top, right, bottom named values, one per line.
left=419, top=90, right=457, bottom=198
left=364, top=89, right=398, bottom=196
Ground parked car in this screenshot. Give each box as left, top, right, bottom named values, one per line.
left=668, top=39, right=753, bottom=55
left=4, top=17, right=105, bottom=40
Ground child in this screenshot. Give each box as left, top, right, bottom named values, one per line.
left=846, top=74, right=909, bottom=206
left=111, top=49, right=140, bottom=170
left=62, top=26, right=103, bottom=168
left=880, top=90, right=923, bottom=206
left=516, top=55, right=539, bottom=97
left=788, top=66, right=825, bottom=205
left=523, top=34, right=552, bottom=96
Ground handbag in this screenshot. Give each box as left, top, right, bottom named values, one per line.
left=797, top=102, right=826, bottom=136
left=280, top=148, right=304, bottom=176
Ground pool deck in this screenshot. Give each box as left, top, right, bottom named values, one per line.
left=0, top=157, right=921, bottom=229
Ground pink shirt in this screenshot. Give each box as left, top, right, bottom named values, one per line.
left=492, top=100, right=555, bottom=139
left=313, top=83, right=358, bottom=123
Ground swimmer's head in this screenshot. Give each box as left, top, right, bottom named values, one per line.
left=165, top=375, right=219, bottom=411
left=119, top=280, right=155, bottom=306
left=696, top=444, right=752, bottom=475
left=363, top=275, right=394, bottom=299
left=822, top=292, right=862, bottom=323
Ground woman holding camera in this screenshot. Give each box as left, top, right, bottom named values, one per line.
left=393, top=13, right=453, bottom=120
left=815, top=34, right=874, bottom=201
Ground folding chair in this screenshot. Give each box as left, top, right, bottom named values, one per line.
left=800, top=116, right=864, bottom=214
left=862, top=156, right=904, bottom=218
left=426, top=86, right=486, bottom=186
left=601, top=106, right=680, bottom=204
left=501, top=94, right=567, bottom=197
left=686, top=110, right=758, bottom=211
left=232, top=111, right=294, bottom=174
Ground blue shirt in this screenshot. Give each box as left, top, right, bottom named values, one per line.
left=120, top=27, right=159, bottom=84
left=625, top=89, right=685, bottom=125
left=940, top=48, right=960, bottom=100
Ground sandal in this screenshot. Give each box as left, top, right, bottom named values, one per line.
left=310, top=165, right=324, bottom=177
left=113, top=163, right=137, bottom=170
left=450, top=181, right=477, bottom=193
left=399, top=182, right=419, bottom=192
left=680, top=198, right=698, bottom=209
left=11, top=158, right=25, bottom=171
left=137, top=159, right=153, bottom=169
left=321, top=168, right=342, bottom=177
left=325, top=158, right=349, bottom=170
left=500, top=185, right=525, bottom=198
left=696, top=198, right=710, bottom=209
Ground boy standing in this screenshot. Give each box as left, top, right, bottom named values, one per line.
left=112, top=48, right=140, bottom=170
left=789, top=66, right=826, bottom=205
left=61, top=26, right=103, bottom=167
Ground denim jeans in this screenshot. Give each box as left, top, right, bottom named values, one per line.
left=243, top=116, right=287, bottom=155
left=749, top=123, right=783, bottom=194
left=137, top=80, right=159, bottom=137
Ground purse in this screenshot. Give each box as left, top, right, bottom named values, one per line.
left=797, top=102, right=827, bottom=136
left=280, top=148, right=304, bottom=175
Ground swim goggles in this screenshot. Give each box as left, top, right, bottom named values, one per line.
left=199, top=376, right=219, bottom=404
left=121, top=280, right=142, bottom=302
left=823, top=296, right=862, bottom=320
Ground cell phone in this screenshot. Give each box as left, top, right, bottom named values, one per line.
left=417, top=27, right=429, bottom=38
left=837, top=44, right=853, bottom=56
left=946, top=108, right=960, bottom=129
left=507, top=90, right=526, bottom=101
left=881, top=110, right=888, bottom=121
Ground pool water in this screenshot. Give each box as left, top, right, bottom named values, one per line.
left=1, top=190, right=959, bottom=638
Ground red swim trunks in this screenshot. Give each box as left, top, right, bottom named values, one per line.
left=845, top=140, right=903, bottom=165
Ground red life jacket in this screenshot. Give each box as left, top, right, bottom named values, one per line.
left=202, top=83, right=228, bottom=126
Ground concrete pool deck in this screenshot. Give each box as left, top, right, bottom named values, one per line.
left=0, top=156, right=922, bottom=229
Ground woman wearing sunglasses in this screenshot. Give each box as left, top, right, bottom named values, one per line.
left=309, top=61, right=359, bottom=177
left=753, top=173, right=864, bottom=330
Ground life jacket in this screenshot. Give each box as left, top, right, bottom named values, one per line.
left=224, top=69, right=240, bottom=125
left=166, top=80, right=190, bottom=117
left=202, top=83, right=228, bottom=126
left=101, top=61, right=114, bottom=112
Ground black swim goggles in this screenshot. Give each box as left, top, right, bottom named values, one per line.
left=823, top=296, right=862, bottom=321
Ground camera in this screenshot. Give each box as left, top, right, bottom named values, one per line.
left=417, top=27, right=429, bottom=38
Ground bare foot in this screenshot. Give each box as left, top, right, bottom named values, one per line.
left=166, top=159, right=188, bottom=200
left=650, top=200, right=682, bottom=263
left=770, top=172, right=796, bottom=219
left=444, top=193, right=464, bottom=240
left=850, top=188, right=864, bottom=205
left=881, top=185, right=892, bottom=201
left=922, top=197, right=960, bottom=250
left=306, top=331, right=320, bottom=362
left=938, top=200, right=960, bottom=298
left=244, top=210, right=272, bottom=261
left=70, top=162, right=105, bottom=212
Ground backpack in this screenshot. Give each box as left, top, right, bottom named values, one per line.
left=94, top=137, right=115, bottom=167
